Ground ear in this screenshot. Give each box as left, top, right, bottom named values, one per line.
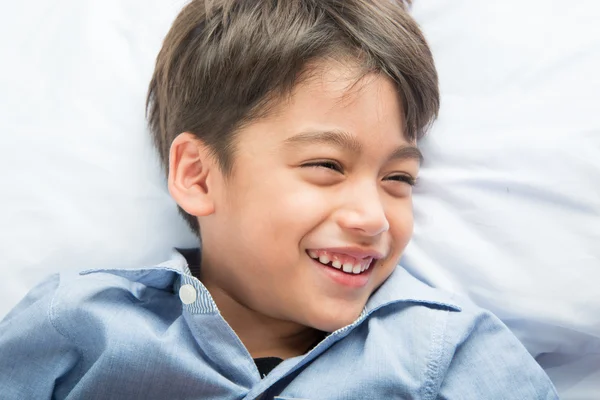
left=168, top=132, right=216, bottom=217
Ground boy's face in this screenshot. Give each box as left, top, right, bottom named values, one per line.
left=175, top=62, right=420, bottom=333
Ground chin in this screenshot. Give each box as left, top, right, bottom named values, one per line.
left=304, top=305, right=365, bottom=333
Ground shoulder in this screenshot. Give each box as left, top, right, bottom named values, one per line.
left=367, top=268, right=537, bottom=367
left=0, top=264, right=191, bottom=397
left=435, top=298, right=559, bottom=399
left=361, top=268, right=504, bottom=363
left=48, top=268, right=182, bottom=343
left=362, top=268, right=559, bottom=398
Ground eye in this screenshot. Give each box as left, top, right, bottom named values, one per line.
left=301, top=160, right=344, bottom=173
left=385, top=174, right=417, bottom=186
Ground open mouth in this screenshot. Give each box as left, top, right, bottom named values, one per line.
left=306, top=250, right=374, bottom=275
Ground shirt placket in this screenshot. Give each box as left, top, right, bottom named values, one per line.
left=177, top=274, right=262, bottom=393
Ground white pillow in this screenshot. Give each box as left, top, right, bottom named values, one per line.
left=407, top=1, right=600, bottom=398
left=0, top=0, right=196, bottom=318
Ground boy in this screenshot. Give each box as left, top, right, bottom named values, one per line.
left=0, top=0, right=559, bottom=398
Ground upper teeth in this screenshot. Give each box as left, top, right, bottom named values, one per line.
left=308, top=250, right=372, bottom=274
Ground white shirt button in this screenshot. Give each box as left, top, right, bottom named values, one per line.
left=179, top=284, right=197, bottom=305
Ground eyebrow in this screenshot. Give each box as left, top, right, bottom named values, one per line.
left=282, top=129, right=423, bottom=164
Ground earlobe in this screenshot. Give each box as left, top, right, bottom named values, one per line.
left=168, top=132, right=216, bottom=217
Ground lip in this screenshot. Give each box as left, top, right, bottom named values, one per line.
left=310, top=257, right=373, bottom=288
left=309, top=247, right=385, bottom=261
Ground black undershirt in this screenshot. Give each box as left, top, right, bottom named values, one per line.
left=178, top=248, right=323, bottom=378
left=254, top=357, right=284, bottom=378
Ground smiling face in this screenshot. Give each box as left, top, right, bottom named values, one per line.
left=173, top=62, right=420, bottom=333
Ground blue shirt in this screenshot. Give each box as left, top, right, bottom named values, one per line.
left=0, top=250, right=558, bottom=399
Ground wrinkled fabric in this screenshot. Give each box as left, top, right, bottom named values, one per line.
left=0, top=250, right=558, bottom=399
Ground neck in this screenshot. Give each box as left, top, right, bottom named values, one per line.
left=201, top=277, right=323, bottom=360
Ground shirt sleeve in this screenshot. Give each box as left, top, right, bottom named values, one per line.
left=436, top=310, right=560, bottom=400
left=0, top=274, right=80, bottom=399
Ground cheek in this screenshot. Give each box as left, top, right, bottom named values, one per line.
left=232, top=172, right=331, bottom=234
left=387, top=200, right=414, bottom=249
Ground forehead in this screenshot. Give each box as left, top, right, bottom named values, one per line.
left=229, top=60, right=419, bottom=172
left=253, top=61, right=410, bottom=146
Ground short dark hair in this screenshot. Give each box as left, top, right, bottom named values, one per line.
left=147, top=0, right=439, bottom=236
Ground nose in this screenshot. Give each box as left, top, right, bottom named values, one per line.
left=336, top=182, right=390, bottom=237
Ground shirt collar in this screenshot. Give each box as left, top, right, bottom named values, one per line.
left=80, top=249, right=191, bottom=290
left=364, top=266, right=461, bottom=314
left=80, top=248, right=461, bottom=315
left=80, top=249, right=220, bottom=314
